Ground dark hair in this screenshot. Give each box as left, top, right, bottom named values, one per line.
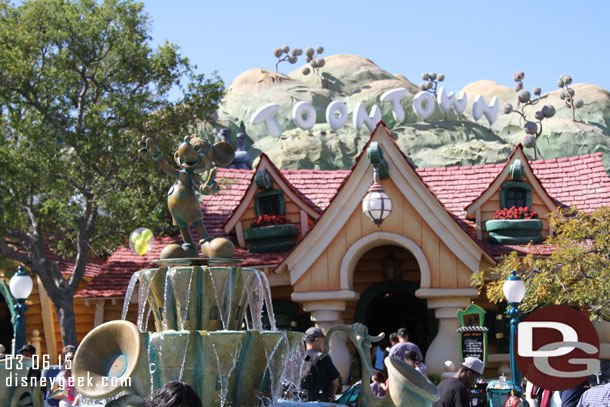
left=305, top=336, right=317, bottom=344
left=144, top=382, right=202, bottom=407
left=373, top=371, right=385, bottom=382
left=62, top=345, right=76, bottom=356
left=405, top=350, right=418, bottom=363
left=389, top=332, right=398, bottom=343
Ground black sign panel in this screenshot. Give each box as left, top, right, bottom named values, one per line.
left=461, top=331, right=485, bottom=361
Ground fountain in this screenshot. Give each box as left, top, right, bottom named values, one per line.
left=72, top=267, right=441, bottom=407
left=72, top=263, right=304, bottom=407
left=68, top=134, right=440, bottom=406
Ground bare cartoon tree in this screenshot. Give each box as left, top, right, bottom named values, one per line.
left=273, top=46, right=302, bottom=72
left=419, top=72, right=445, bottom=96
left=503, top=71, right=555, bottom=159
left=301, top=46, right=325, bottom=88
left=558, top=74, right=584, bottom=121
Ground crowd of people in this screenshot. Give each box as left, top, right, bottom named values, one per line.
left=298, top=324, right=610, bottom=407
left=8, top=327, right=610, bottom=407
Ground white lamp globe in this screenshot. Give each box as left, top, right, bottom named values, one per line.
left=362, top=190, right=392, bottom=226
left=503, top=271, right=526, bottom=303
left=9, top=267, right=33, bottom=300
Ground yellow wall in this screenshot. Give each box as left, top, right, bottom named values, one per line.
left=294, top=178, right=473, bottom=292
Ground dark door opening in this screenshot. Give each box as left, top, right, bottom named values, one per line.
left=356, top=282, right=436, bottom=355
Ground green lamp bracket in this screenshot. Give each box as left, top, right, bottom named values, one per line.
left=367, top=142, right=389, bottom=180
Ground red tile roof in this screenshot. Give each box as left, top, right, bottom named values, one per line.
left=282, top=170, right=351, bottom=210
left=39, top=240, right=104, bottom=279
left=77, top=147, right=610, bottom=298
left=416, top=152, right=610, bottom=220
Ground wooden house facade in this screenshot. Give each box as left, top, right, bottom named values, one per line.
left=4, top=122, right=610, bottom=381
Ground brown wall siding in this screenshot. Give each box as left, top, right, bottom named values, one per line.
left=104, top=299, right=138, bottom=325
left=24, top=280, right=47, bottom=355
left=240, top=182, right=307, bottom=238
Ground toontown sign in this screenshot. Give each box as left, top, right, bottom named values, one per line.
left=251, top=87, right=500, bottom=136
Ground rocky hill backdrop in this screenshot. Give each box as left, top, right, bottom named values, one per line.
left=210, top=55, right=610, bottom=172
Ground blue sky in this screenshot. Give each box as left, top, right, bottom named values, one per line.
left=143, top=0, right=610, bottom=95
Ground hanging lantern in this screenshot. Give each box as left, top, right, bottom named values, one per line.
left=362, top=165, right=392, bottom=226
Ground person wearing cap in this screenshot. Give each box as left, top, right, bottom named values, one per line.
left=18, top=344, right=42, bottom=383
left=18, top=344, right=36, bottom=358
left=388, top=327, right=423, bottom=362
left=434, top=357, right=484, bottom=407
left=300, top=327, right=340, bottom=402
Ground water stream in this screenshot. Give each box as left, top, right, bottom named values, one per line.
left=121, top=273, right=138, bottom=320
left=117, top=265, right=288, bottom=406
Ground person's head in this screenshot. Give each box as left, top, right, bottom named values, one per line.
left=18, top=344, right=36, bottom=358
left=372, top=371, right=384, bottom=383
left=304, top=327, right=325, bottom=352
left=405, top=350, right=419, bottom=368
left=389, top=332, right=398, bottom=346
left=396, top=328, right=409, bottom=342
left=62, top=345, right=76, bottom=370
left=457, top=357, right=484, bottom=388
left=144, top=381, right=202, bottom=407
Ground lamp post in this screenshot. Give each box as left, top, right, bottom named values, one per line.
left=362, top=164, right=392, bottom=226
left=503, top=270, right=526, bottom=394
left=9, top=266, right=33, bottom=355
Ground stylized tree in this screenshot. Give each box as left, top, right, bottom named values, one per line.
left=473, top=207, right=610, bottom=322
left=502, top=71, right=555, bottom=159
left=558, top=74, right=584, bottom=121
left=273, top=46, right=302, bottom=72
left=301, top=46, right=325, bottom=88
left=0, top=0, right=224, bottom=346
left=419, top=72, right=445, bottom=96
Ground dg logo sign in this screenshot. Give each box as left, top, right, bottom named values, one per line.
left=515, top=305, right=600, bottom=391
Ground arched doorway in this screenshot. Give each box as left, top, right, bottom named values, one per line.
left=355, top=282, right=436, bottom=354
left=351, top=245, right=437, bottom=354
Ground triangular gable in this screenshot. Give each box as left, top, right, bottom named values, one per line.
left=223, top=154, right=322, bottom=237
left=277, top=122, right=495, bottom=287
left=465, top=144, right=557, bottom=218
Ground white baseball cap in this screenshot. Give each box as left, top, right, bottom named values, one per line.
left=462, top=357, right=484, bottom=375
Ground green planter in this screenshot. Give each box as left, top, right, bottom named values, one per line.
left=244, top=224, right=298, bottom=253
left=485, top=219, right=543, bottom=245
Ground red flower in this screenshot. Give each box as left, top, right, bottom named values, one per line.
left=493, top=206, right=538, bottom=220
left=250, top=214, right=289, bottom=228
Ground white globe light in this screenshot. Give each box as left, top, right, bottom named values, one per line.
left=503, top=273, right=526, bottom=303
left=362, top=190, right=392, bottom=226
left=9, top=269, right=33, bottom=300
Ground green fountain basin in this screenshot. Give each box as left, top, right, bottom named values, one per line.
left=132, top=266, right=274, bottom=332
left=73, top=320, right=304, bottom=406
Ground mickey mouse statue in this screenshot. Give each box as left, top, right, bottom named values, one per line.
left=139, top=134, right=235, bottom=259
